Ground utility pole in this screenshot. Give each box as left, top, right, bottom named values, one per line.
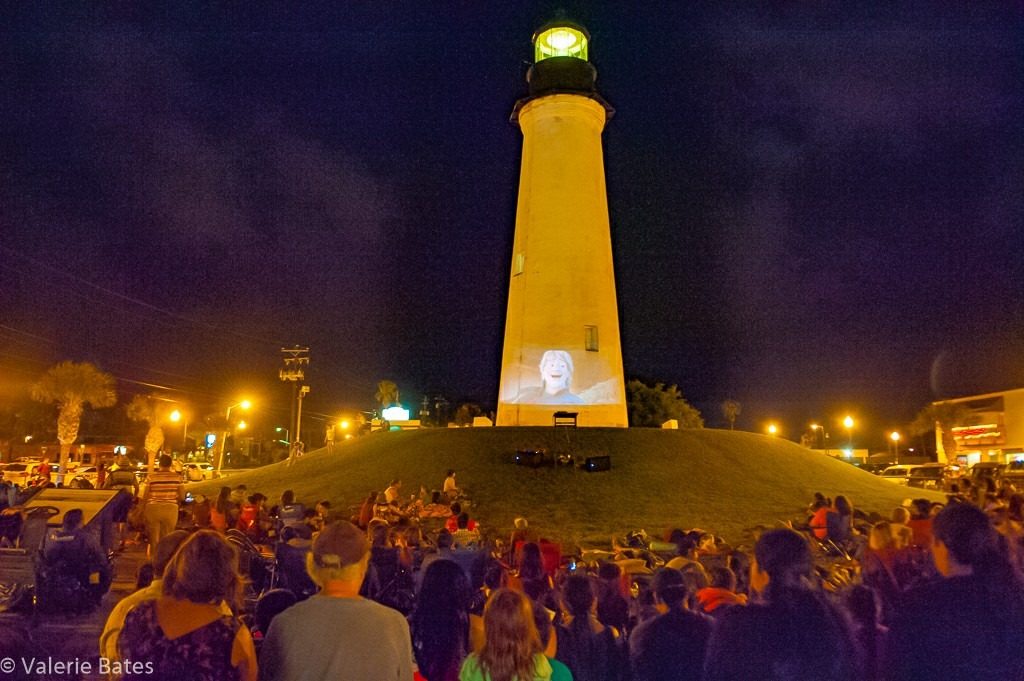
left=279, top=346, right=310, bottom=461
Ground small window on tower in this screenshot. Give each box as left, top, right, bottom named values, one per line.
left=513, top=253, right=525, bottom=276
left=585, top=325, right=599, bottom=352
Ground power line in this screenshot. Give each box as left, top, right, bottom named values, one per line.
left=0, top=243, right=291, bottom=349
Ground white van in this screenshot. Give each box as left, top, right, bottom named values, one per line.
left=879, top=464, right=922, bottom=485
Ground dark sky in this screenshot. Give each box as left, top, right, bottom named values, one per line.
left=1, top=3, right=1022, bottom=446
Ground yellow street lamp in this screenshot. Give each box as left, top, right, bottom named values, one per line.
left=217, top=399, right=252, bottom=473
left=340, top=419, right=350, bottom=431
left=169, top=409, right=189, bottom=449
left=767, top=423, right=779, bottom=436
left=843, top=416, right=855, bottom=447
left=891, top=431, right=901, bottom=464
left=809, top=423, right=826, bottom=449
left=237, top=420, right=247, bottom=430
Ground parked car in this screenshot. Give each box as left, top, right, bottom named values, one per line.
left=2, top=462, right=43, bottom=487
left=183, top=462, right=215, bottom=482
left=907, top=463, right=957, bottom=491
left=67, top=465, right=100, bottom=489
left=879, top=464, right=923, bottom=485
left=970, top=462, right=1006, bottom=486
left=1001, top=460, right=1024, bottom=487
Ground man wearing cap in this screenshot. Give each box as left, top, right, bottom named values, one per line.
left=259, top=521, right=414, bottom=681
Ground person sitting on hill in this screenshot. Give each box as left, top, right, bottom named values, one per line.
left=229, top=484, right=248, bottom=507
left=452, top=513, right=481, bottom=547
left=237, top=493, right=270, bottom=542
left=374, top=493, right=403, bottom=524
left=445, top=502, right=478, bottom=534
left=315, top=500, right=331, bottom=525
left=808, top=497, right=832, bottom=540
left=695, top=566, right=747, bottom=616
left=418, top=529, right=456, bottom=589
left=443, top=469, right=460, bottom=500
left=384, top=478, right=403, bottom=504
left=826, top=495, right=856, bottom=546
left=357, top=491, right=376, bottom=529
left=274, top=490, right=306, bottom=534
left=630, top=567, right=711, bottom=681
left=510, top=517, right=539, bottom=552
left=209, top=486, right=233, bottom=532
left=420, top=491, right=452, bottom=519
left=665, top=535, right=701, bottom=571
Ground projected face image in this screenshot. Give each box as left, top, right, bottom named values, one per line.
left=539, top=351, right=572, bottom=393
left=511, top=349, right=585, bottom=405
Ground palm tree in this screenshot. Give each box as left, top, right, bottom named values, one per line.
left=374, top=380, right=400, bottom=410
left=126, top=393, right=176, bottom=473
left=910, top=401, right=972, bottom=463
left=721, top=399, right=741, bottom=430
left=30, top=361, right=117, bottom=479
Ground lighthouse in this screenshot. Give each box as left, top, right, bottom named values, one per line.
left=496, top=21, right=628, bottom=428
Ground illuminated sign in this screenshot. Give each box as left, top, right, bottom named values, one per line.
left=382, top=406, right=410, bottom=421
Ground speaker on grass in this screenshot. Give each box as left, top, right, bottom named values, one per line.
left=515, top=449, right=547, bottom=468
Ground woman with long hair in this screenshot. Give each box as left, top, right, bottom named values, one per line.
left=554, top=574, right=623, bottom=681
left=210, top=486, right=232, bottom=532
left=517, top=543, right=552, bottom=604
left=118, top=530, right=256, bottom=681
left=412, top=560, right=472, bottom=681
left=885, top=502, right=1024, bottom=680
left=459, top=588, right=552, bottom=681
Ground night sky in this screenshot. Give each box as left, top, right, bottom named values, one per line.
left=1, top=4, right=1021, bottom=446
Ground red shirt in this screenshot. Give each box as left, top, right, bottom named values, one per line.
left=445, top=516, right=478, bottom=533
left=907, top=518, right=933, bottom=548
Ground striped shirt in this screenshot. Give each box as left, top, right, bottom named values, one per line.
left=146, top=470, right=183, bottom=505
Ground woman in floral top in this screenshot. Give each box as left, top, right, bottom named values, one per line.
left=119, top=530, right=257, bottom=681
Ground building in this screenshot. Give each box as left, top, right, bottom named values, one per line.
left=936, top=387, right=1024, bottom=465
left=496, top=20, right=628, bottom=428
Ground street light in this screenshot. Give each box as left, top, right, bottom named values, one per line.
left=767, top=423, right=778, bottom=436
left=843, top=416, right=855, bottom=447
left=809, top=423, right=825, bottom=449
left=217, top=399, right=252, bottom=473
left=891, top=431, right=901, bottom=464
left=169, top=409, right=189, bottom=450
left=275, top=426, right=290, bottom=443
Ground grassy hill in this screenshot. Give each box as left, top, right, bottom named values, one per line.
left=191, top=428, right=944, bottom=547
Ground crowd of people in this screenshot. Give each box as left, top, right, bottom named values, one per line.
left=4, top=458, right=1024, bottom=680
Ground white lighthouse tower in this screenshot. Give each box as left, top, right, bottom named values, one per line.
left=496, top=21, right=628, bottom=428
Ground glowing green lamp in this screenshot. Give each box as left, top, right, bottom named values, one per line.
left=534, top=25, right=589, bottom=62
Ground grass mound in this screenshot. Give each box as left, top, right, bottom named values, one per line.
left=191, top=427, right=944, bottom=546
